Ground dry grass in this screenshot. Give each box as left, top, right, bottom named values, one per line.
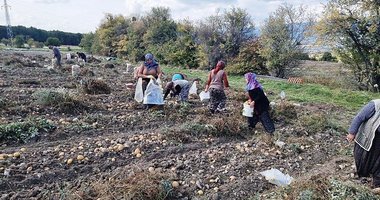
left=82, top=79, right=111, bottom=95
left=70, top=170, right=175, bottom=200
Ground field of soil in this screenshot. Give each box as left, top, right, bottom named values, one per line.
left=0, top=50, right=376, bottom=199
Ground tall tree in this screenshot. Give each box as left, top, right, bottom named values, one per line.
left=260, top=4, right=314, bottom=78
left=223, top=7, right=255, bottom=59
left=195, top=12, right=225, bottom=68
left=141, top=7, right=177, bottom=62
left=79, top=33, right=95, bottom=53
left=95, top=14, right=129, bottom=56
left=316, top=0, right=380, bottom=90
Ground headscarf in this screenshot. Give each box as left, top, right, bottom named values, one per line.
left=144, top=53, right=158, bottom=70
left=213, top=61, right=225, bottom=75
left=172, top=74, right=184, bottom=81
left=245, top=72, right=262, bottom=91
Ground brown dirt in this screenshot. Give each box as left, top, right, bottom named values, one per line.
left=0, top=50, right=374, bottom=199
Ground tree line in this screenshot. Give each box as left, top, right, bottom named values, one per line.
left=0, top=25, right=82, bottom=46
left=1, top=0, right=377, bottom=90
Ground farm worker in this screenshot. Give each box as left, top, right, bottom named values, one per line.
left=346, top=99, right=380, bottom=193
left=49, top=46, right=61, bottom=67
left=76, top=52, right=87, bottom=62
left=244, top=72, right=275, bottom=134
left=172, top=73, right=187, bottom=81
left=204, top=60, right=229, bottom=113
left=164, top=79, right=191, bottom=102
left=137, top=53, right=162, bottom=94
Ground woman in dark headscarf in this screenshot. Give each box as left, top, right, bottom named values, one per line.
left=347, top=99, right=380, bottom=193
left=205, top=61, right=230, bottom=113
left=244, top=72, right=275, bottom=134
left=137, top=53, right=162, bottom=93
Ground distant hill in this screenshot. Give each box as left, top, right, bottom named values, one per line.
left=0, top=25, right=82, bottom=46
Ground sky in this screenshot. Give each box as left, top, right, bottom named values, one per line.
left=0, top=0, right=328, bottom=33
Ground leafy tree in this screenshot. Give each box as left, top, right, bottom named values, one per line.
left=141, top=7, right=177, bottom=62
left=79, top=32, right=95, bottom=53
left=260, top=4, right=314, bottom=78
left=227, top=39, right=268, bottom=75
left=27, top=38, right=35, bottom=47
left=163, top=20, right=200, bottom=68
left=121, top=19, right=147, bottom=62
left=34, top=41, right=44, bottom=48
left=195, top=13, right=225, bottom=68
left=1, top=38, right=11, bottom=46
left=316, top=0, right=380, bottom=90
left=95, top=14, right=129, bottom=56
left=223, top=8, right=255, bottom=59
left=14, top=35, right=25, bottom=48
left=45, top=37, right=61, bottom=46
left=0, top=25, right=81, bottom=45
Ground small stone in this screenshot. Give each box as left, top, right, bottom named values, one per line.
left=197, top=190, right=204, bottom=195
left=134, top=148, right=141, bottom=155
left=148, top=167, right=155, bottom=173
left=26, top=166, right=33, bottom=173
left=67, top=158, right=73, bottom=164
left=172, top=181, right=180, bottom=188
left=20, top=148, right=27, bottom=152
left=13, top=152, right=21, bottom=158
left=77, top=155, right=84, bottom=160
left=136, top=153, right=142, bottom=158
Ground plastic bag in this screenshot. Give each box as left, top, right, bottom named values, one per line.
left=189, top=81, right=197, bottom=95
left=199, top=91, right=210, bottom=102
left=134, top=78, right=143, bottom=103
left=51, top=58, right=57, bottom=68
left=260, top=168, right=293, bottom=186
left=156, top=78, right=163, bottom=91
left=242, top=102, right=254, bottom=117
left=143, top=79, right=164, bottom=105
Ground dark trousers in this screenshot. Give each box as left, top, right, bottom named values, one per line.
left=247, top=110, right=275, bottom=134
left=354, top=131, right=380, bottom=187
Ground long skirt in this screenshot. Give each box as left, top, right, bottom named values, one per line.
left=354, top=130, right=380, bottom=187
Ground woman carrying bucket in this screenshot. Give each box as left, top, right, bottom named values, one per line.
left=204, top=61, right=230, bottom=113
left=244, top=72, right=275, bottom=134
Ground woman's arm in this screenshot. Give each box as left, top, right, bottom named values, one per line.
left=223, top=72, right=230, bottom=88
left=205, top=72, right=212, bottom=91
left=348, top=101, right=376, bottom=135
left=156, top=65, right=163, bottom=79
left=137, top=65, right=146, bottom=78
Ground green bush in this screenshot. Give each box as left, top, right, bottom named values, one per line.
left=320, top=52, right=336, bottom=62
left=33, top=89, right=73, bottom=106
left=0, top=118, right=55, bottom=143
left=33, top=89, right=88, bottom=114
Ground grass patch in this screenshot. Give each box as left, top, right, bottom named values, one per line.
left=69, top=171, right=175, bottom=200
left=260, top=177, right=379, bottom=200
left=33, top=89, right=88, bottom=114
left=162, top=66, right=377, bottom=111
left=0, top=118, right=55, bottom=143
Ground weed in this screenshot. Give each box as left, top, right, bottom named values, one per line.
left=69, top=170, right=175, bottom=200
left=33, top=89, right=72, bottom=106
left=329, top=179, right=379, bottom=200
left=0, top=98, right=6, bottom=109
left=298, top=189, right=314, bottom=200
left=298, top=112, right=328, bottom=135
left=33, top=89, right=88, bottom=114
left=0, top=118, right=55, bottom=143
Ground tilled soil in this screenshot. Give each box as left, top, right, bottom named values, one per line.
left=0, top=50, right=367, bottom=199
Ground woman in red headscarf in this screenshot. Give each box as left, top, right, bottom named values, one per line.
left=204, top=61, right=230, bottom=113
